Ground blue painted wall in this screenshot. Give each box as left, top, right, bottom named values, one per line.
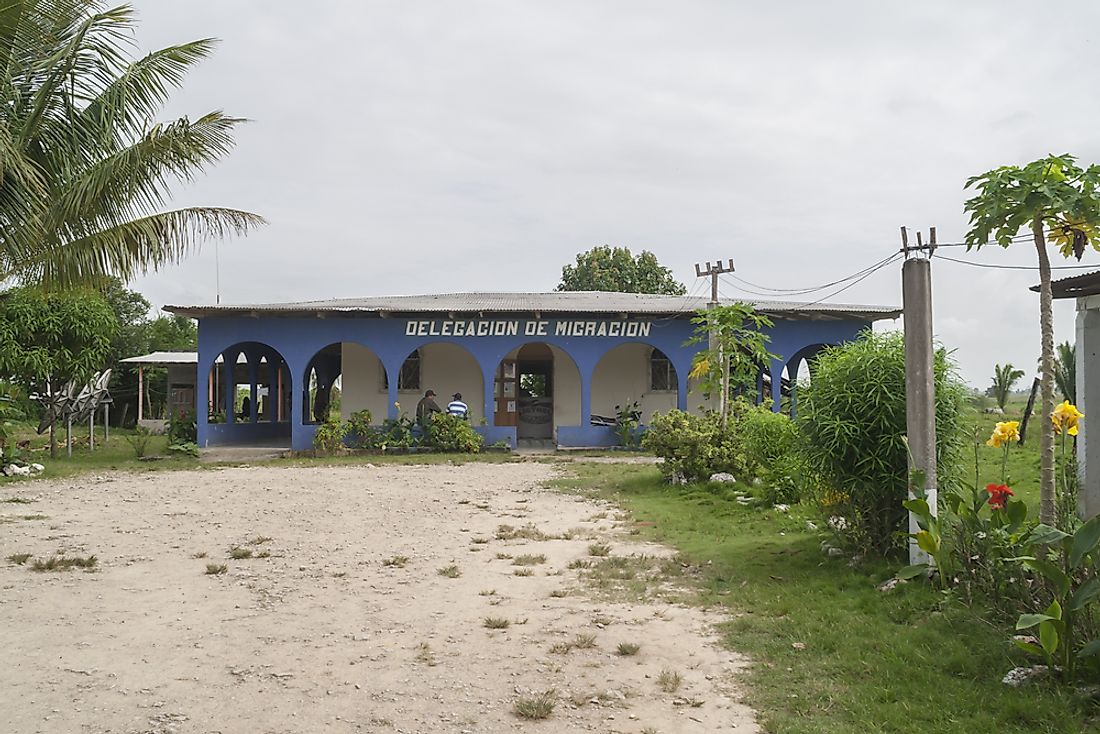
left=195, top=312, right=870, bottom=450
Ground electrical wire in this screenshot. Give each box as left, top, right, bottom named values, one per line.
left=724, top=252, right=900, bottom=297
left=932, top=253, right=1100, bottom=271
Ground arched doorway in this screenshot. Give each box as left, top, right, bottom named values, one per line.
left=303, top=342, right=392, bottom=425
left=395, top=342, right=484, bottom=423
left=202, top=341, right=291, bottom=446
left=494, top=343, right=581, bottom=443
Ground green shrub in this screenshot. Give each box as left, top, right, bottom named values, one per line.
left=167, top=441, right=200, bottom=457
left=346, top=409, right=376, bottom=448
left=642, top=409, right=749, bottom=483
left=313, top=416, right=349, bottom=453
left=125, top=426, right=153, bottom=458
left=738, top=406, right=799, bottom=474
left=426, top=413, right=482, bottom=453
left=797, top=330, right=966, bottom=555
left=168, top=409, right=197, bottom=444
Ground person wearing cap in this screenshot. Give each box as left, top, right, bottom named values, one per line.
left=416, top=389, right=443, bottom=426
left=447, top=392, right=469, bottom=420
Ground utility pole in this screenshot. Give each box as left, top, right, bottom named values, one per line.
left=901, top=227, right=938, bottom=566
left=694, top=259, right=735, bottom=421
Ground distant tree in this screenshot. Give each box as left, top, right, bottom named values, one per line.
left=0, top=2, right=263, bottom=287
left=990, top=363, right=1025, bottom=411
left=0, top=288, right=116, bottom=456
left=1055, top=342, right=1077, bottom=405
left=964, top=154, right=1100, bottom=525
left=557, top=246, right=686, bottom=295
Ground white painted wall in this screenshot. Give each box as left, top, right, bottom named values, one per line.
left=341, top=342, right=485, bottom=423
left=1078, top=295, right=1100, bottom=519
left=591, top=344, right=678, bottom=423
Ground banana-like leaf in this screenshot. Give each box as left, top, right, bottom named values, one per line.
left=1069, top=516, right=1100, bottom=568
left=1017, top=613, right=1056, bottom=630
left=1021, top=558, right=1071, bottom=598
left=1068, top=576, right=1100, bottom=613
left=1039, top=619, right=1060, bottom=656
left=896, top=564, right=929, bottom=580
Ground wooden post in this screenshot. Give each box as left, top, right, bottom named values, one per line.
left=1019, top=377, right=1041, bottom=445
left=137, top=366, right=144, bottom=422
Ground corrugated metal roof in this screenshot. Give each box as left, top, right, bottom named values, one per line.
left=1030, top=270, right=1100, bottom=299
left=120, top=351, right=246, bottom=365
left=165, top=291, right=901, bottom=321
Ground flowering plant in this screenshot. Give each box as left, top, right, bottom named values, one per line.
left=986, top=420, right=1021, bottom=448
left=1051, top=400, right=1083, bottom=437
left=985, top=483, right=1014, bottom=510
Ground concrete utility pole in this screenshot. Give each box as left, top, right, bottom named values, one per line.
left=901, top=227, right=938, bottom=566
left=694, top=259, right=735, bottom=419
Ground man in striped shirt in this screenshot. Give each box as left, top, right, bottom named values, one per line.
left=447, top=393, right=469, bottom=420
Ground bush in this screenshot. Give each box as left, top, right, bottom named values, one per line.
left=797, top=330, right=966, bottom=555
left=642, top=409, right=749, bottom=483
left=125, top=427, right=153, bottom=458
left=168, top=409, right=197, bottom=444
left=425, top=413, right=482, bottom=453
left=313, top=416, right=349, bottom=454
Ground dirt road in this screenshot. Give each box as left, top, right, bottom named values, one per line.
left=0, top=462, right=757, bottom=733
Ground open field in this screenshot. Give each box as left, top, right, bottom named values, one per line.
left=0, top=462, right=756, bottom=734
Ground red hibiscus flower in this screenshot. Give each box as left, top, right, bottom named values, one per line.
left=986, top=483, right=1014, bottom=510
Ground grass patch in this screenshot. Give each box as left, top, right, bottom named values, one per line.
left=566, top=558, right=591, bottom=570
left=494, top=552, right=513, bottom=560
left=248, top=536, right=273, bottom=545
left=513, top=568, right=534, bottom=577
left=587, top=542, right=611, bottom=557
left=192, top=551, right=208, bottom=559
left=437, top=564, right=461, bottom=578
left=479, top=588, right=497, bottom=596
left=381, top=555, right=408, bottom=568
left=551, top=461, right=1097, bottom=734
left=19, top=514, right=47, bottom=520
left=415, top=642, right=438, bottom=666
left=549, top=589, right=569, bottom=598
left=513, top=690, right=557, bottom=720
left=7, top=553, right=32, bottom=565
left=483, top=616, right=511, bottom=629
left=1, top=497, right=34, bottom=503
left=30, top=554, right=97, bottom=572
left=228, top=547, right=253, bottom=560
left=616, top=641, right=640, bottom=656
left=512, top=553, right=547, bottom=566
left=471, top=537, right=490, bottom=544
left=495, top=523, right=551, bottom=541
left=571, top=633, right=597, bottom=649
left=205, top=563, right=228, bottom=575
left=657, top=668, right=683, bottom=693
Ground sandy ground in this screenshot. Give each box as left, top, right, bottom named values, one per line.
left=0, top=463, right=758, bottom=734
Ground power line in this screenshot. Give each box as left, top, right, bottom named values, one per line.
left=932, top=253, right=1099, bottom=271
left=725, top=252, right=900, bottom=296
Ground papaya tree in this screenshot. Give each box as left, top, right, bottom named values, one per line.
left=964, top=154, right=1100, bottom=524
left=990, top=363, right=1024, bottom=411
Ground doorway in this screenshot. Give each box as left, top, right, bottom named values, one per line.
left=497, top=343, right=554, bottom=440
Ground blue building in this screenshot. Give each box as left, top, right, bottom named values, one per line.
left=166, top=292, right=900, bottom=451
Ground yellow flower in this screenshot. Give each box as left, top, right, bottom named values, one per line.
left=1052, top=400, right=1084, bottom=436
left=986, top=421, right=1020, bottom=448
left=689, top=357, right=711, bottom=381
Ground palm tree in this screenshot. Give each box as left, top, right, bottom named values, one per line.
left=1054, top=342, right=1076, bottom=405
left=0, top=1, right=263, bottom=287
left=990, top=363, right=1024, bottom=412
left=965, top=155, right=1100, bottom=525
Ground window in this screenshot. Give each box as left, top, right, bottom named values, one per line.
left=382, top=350, right=421, bottom=391
left=649, top=349, right=676, bottom=391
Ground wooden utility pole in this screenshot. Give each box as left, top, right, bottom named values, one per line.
left=901, top=227, right=938, bottom=566
left=694, top=259, right=735, bottom=420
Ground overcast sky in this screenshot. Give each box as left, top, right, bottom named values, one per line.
left=127, top=1, right=1100, bottom=387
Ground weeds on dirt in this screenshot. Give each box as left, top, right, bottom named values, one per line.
left=19, top=514, right=47, bottom=520
left=513, top=568, right=534, bottom=577
left=382, top=555, right=409, bottom=568
left=193, top=551, right=208, bottom=559
left=229, top=547, right=253, bottom=560
left=483, top=616, right=511, bottom=629
left=572, top=633, right=597, bottom=649
left=31, top=554, right=97, bottom=572
left=479, top=588, right=497, bottom=596
left=495, top=523, right=551, bottom=541
left=495, top=552, right=513, bottom=560
left=657, top=669, right=683, bottom=693
left=588, top=542, right=612, bottom=557
left=549, top=589, right=569, bottom=598
left=617, top=642, right=641, bottom=656
left=7, top=553, right=31, bottom=565
left=471, top=537, right=490, bottom=544
left=567, top=558, right=592, bottom=570
left=593, top=614, right=613, bottom=626
left=513, top=690, right=557, bottom=720
left=512, top=554, right=547, bottom=566
left=415, top=642, right=438, bottom=666
left=438, top=564, right=461, bottom=578
left=205, top=563, right=228, bottom=575
left=248, top=536, right=273, bottom=545
left=2, top=497, right=34, bottom=503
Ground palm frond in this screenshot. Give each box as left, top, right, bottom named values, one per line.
left=22, top=206, right=265, bottom=286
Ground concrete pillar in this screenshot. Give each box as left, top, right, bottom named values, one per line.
left=788, top=357, right=801, bottom=419
left=482, top=362, right=497, bottom=426
left=224, top=350, right=238, bottom=423
left=196, top=359, right=209, bottom=447
left=248, top=354, right=259, bottom=424
left=1078, top=297, right=1100, bottom=519
left=676, top=364, right=688, bottom=411
left=385, top=361, right=400, bottom=420
left=580, top=368, right=592, bottom=427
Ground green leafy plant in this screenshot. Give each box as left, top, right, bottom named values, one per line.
left=168, top=409, right=198, bottom=444
left=557, top=246, right=686, bottom=295
left=346, top=409, right=374, bottom=447
left=989, top=364, right=1025, bottom=412
left=312, top=416, right=349, bottom=454
left=688, top=303, right=777, bottom=427
left=642, top=408, right=750, bottom=483
left=1013, top=516, right=1100, bottom=681
left=425, top=413, right=482, bottom=453
left=125, top=426, right=153, bottom=458
left=797, top=331, right=966, bottom=555
left=167, top=441, right=199, bottom=457
left=614, top=401, right=642, bottom=447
